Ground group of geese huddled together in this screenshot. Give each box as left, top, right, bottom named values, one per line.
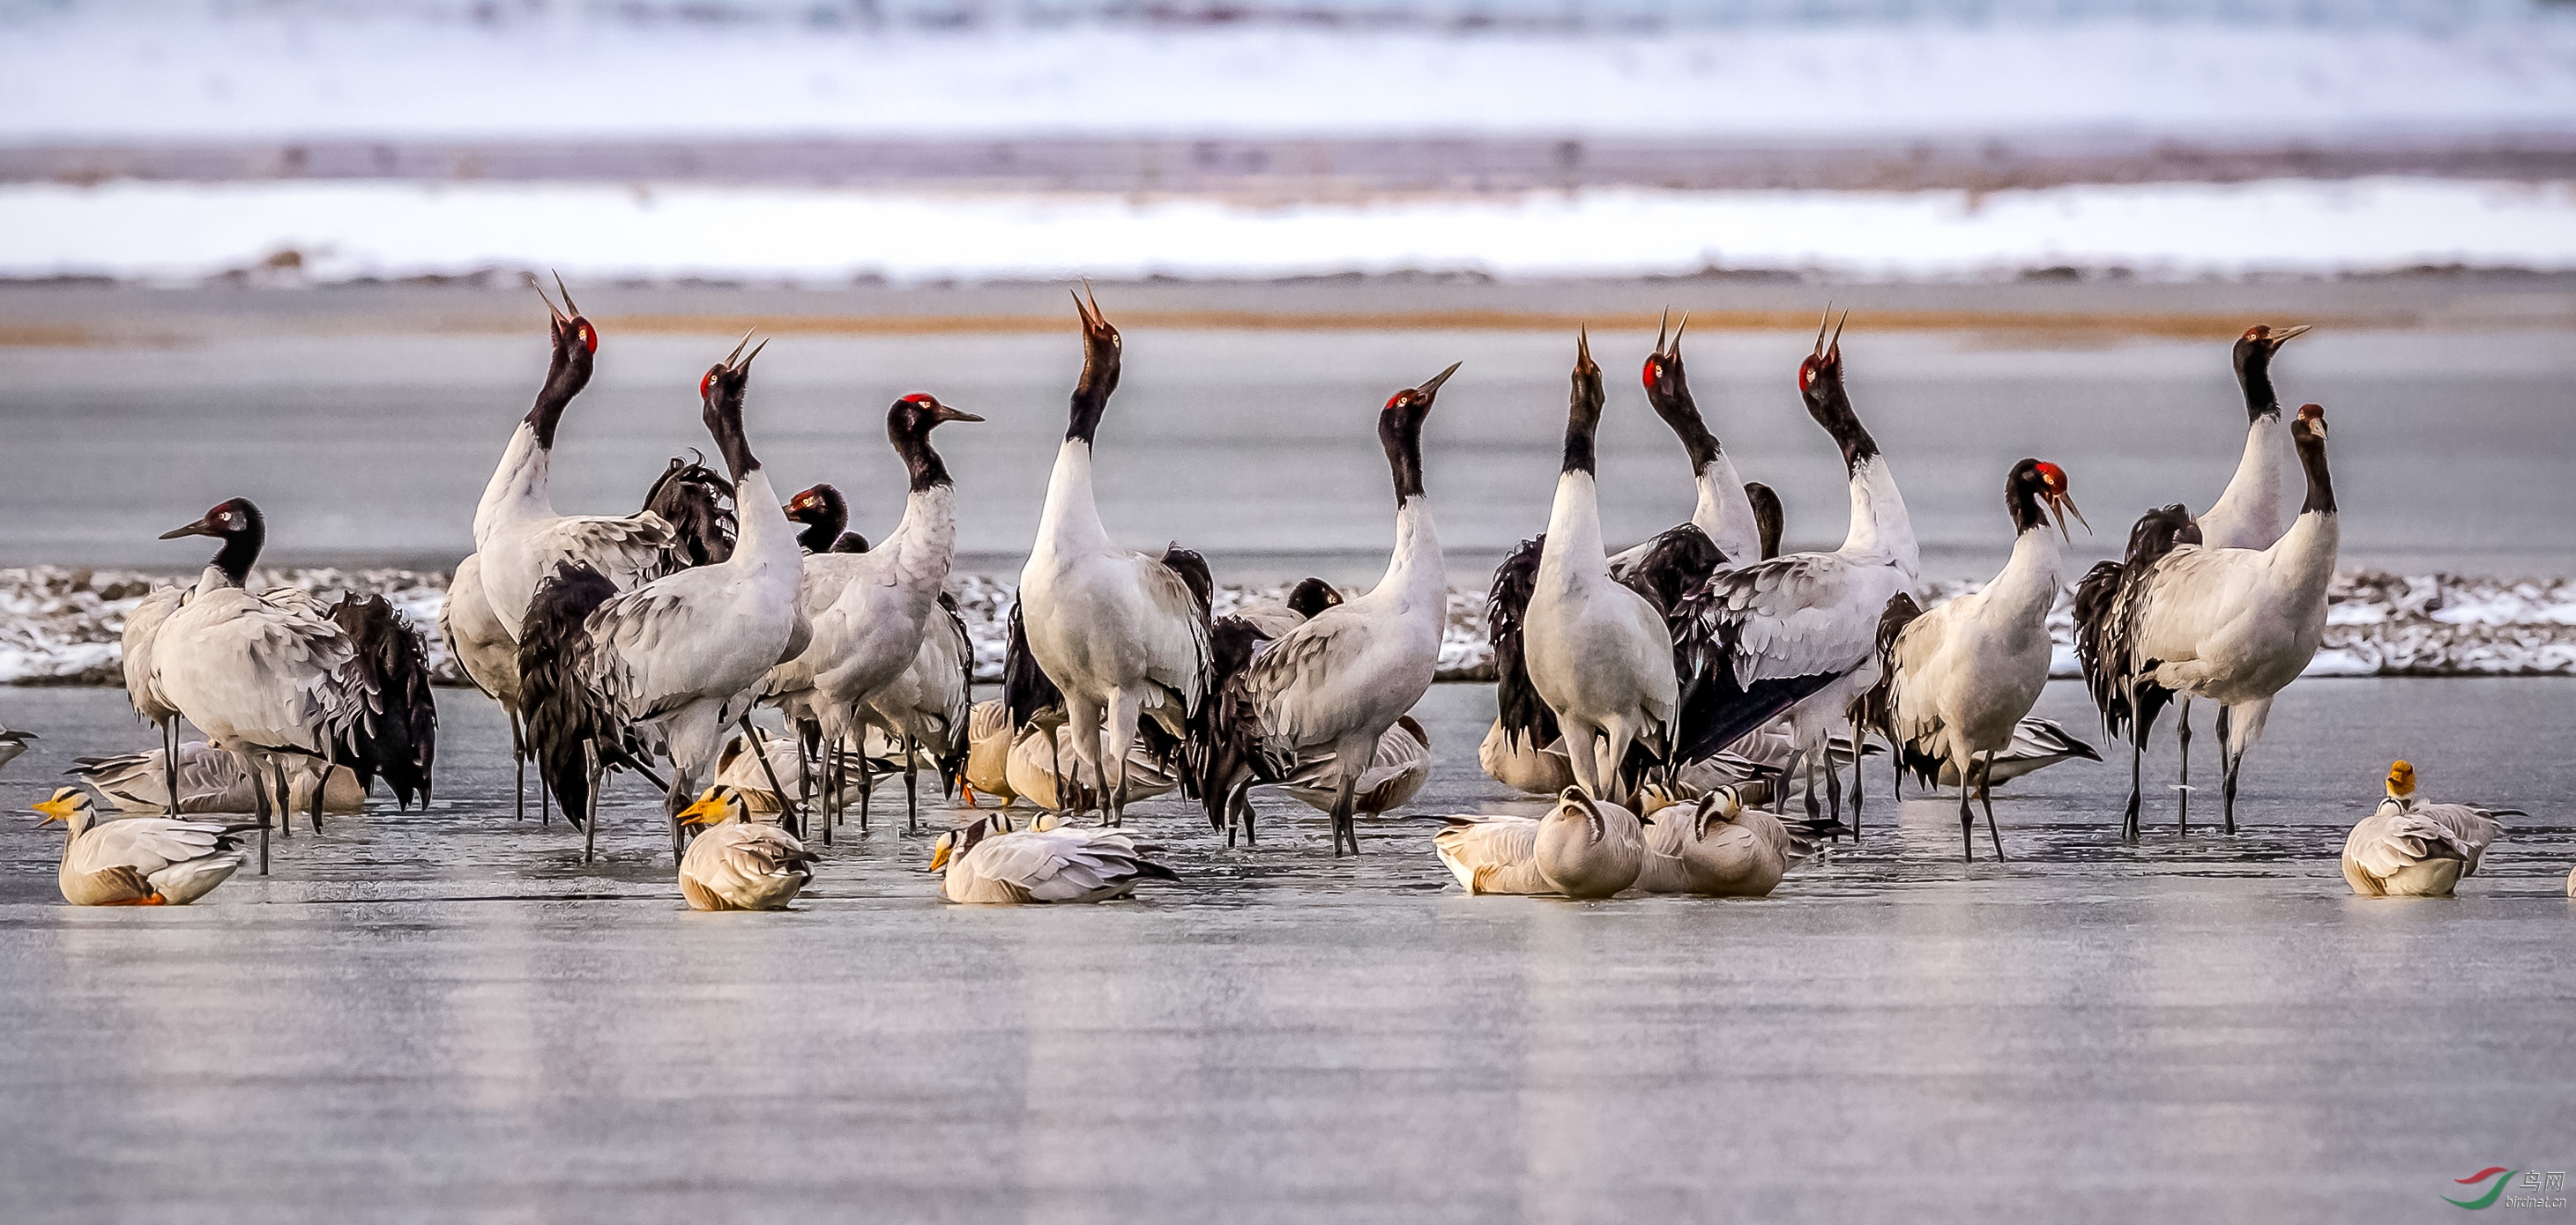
left=21, top=285, right=2557, bottom=910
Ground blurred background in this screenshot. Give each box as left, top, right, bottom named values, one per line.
left=1, top=0, right=2572, bottom=578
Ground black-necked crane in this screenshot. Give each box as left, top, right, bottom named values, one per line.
left=862, top=591, right=976, bottom=827
left=471, top=278, right=696, bottom=644
left=1620, top=310, right=1762, bottom=566
left=764, top=393, right=978, bottom=835
left=1881, top=458, right=2087, bottom=861
left=2078, top=403, right=2340, bottom=841
left=1015, top=289, right=1212, bottom=826
left=1194, top=363, right=1457, bottom=853
left=520, top=336, right=807, bottom=858
left=1519, top=331, right=1677, bottom=806
left=146, top=497, right=436, bottom=872
left=1667, top=313, right=1920, bottom=824
left=451, top=457, right=729, bottom=825
left=2164, top=323, right=2310, bottom=826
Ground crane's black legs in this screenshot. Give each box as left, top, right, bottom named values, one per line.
left=2218, top=707, right=2240, bottom=835
left=272, top=760, right=293, bottom=840
left=247, top=752, right=272, bottom=875
left=1329, top=773, right=1359, bottom=857
left=2120, top=679, right=2146, bottom=843
left=1956, top=755, right=1977, bottom=864
left=1848, top=715, right=1865, bottom=838
left=2176, top=702, right=2192, bottom=834
left=309, top=754, right=328, bottom=833
left=163, top=719, right=181, bottom=816
left=1979, top=752, right=2006, bottom=862
left=737, top=717, right=802, bottom=839
left=510, top=708, right=526, bottom=822
left=581, top=740, right=600, bottom=863
left=903, top=733, right=920, bottom=834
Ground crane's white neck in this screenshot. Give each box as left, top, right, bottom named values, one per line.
left=1035, top=440, right=1112, bottom=557
left=1368, top=496, right=1446, bottom=615
left=473, top=421, right=557, bottom=546
left=2201, top=412, right=2285, bottom=550
left=875, top=482, right=962, bottom=610
left=1692, top=452, right=1760, bottom=563
left=2267, top=503, right=2341, bottom=603
left=1541, top=470, right=1609, bottom=583
left=724, top=467, right=802, bottom=585
left=1836, top=456, right=1918, bottom=580
left=1984, top=528, right=2064, bottom=622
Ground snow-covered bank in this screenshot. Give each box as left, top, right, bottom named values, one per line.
left=5, top=19, right=2572, bottom=143
left=10, top=566, right=2576, bottom=691
left=9, top=178, right=2573, bottom=284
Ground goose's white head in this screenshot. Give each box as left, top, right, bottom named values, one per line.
left=928, top=814, right=1013, bottom=872
left=32, top=786, right=97, bottom=834
left=675, top=785, right=752, bottom=829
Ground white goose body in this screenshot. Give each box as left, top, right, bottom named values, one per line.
left=35, top=789, right=244, bottom=906
left=2343, top=763, right=2509, bottom=897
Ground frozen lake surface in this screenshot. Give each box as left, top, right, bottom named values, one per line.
left=2, top=677, right=2571, bottom=1222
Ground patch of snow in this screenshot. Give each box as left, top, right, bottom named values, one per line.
left=5, top=19, right=2573, bottom=141
left=13, top=567, right=2576, bottom=692
left=7, top=177, right=2574, bottom=284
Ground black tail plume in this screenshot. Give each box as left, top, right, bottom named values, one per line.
left=1486, top=534, right=1560, bottom=754
left=640, top=454, right=738, bottom=568
left=1002, top=600, right=1063, bottom=734
left=517, top=561, right=632, bottom=826
left=1609, top=523, right=1726, bottom=618
left=1158, top=543, right=1216, bottom=623
left=2073, top=503, right=2199, bottom=740
left=328, top=592, right=439, bottom=808
left=1186, top=615, right=1274, bottom=827
left=1856, top=590, right=1923, bottom=748
left=932, top=592, right=974, bottom=795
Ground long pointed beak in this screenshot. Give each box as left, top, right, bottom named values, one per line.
left=1670, top=311, right=1688, bottom=354
left=1813, top=305, right=1833, bottom=359
left=738, top=337, right=769, bottom=371
left=1416, top=360, right=1462, bottom=398
left=1656, top=307, right=1671, bottom=353
left=1828, top=310, right=1848, bottom=357
left=721, top=329, right=755, bottom=367
left=552, top=270, right=581, bottom=318
left=529, top=273, right=566, bottom=324
left=158, top=517, right=216, bottom=540
left=2272, top=323, right=2312, bottom=345
left=1575, top=325, right=1592, bottom=368
left=935, top=405, right=985, bottom=424
left=2052, top=492, right=2091, bottom=540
